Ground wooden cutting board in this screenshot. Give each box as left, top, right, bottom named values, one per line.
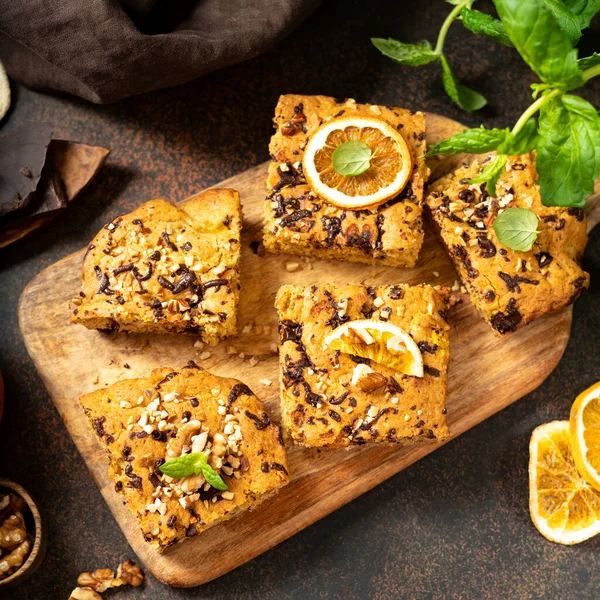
left=18, top=114, right=600, bottom=587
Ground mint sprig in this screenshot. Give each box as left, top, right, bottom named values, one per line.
left=421, top=0, right=600, bottom=208
left=159, top=452, right=228, bottom=491
left=372, top=0, right=488, bottom=112
left=332, top=141, right=372, bottom=176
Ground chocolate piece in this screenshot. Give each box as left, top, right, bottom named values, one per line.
left=0, top=139, right=109, bottom=249
left=0, top=122, right=53, bottom=217
left=30, top=165, right=68, bottom=216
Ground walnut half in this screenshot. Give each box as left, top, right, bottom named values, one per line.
left=351, top=364, right=387, bottom=393
left=116, top=559, right=144, bottom=587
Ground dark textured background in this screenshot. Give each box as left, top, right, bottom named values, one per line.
left=1, top=1, right=599, bottom=598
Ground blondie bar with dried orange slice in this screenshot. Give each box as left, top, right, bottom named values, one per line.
left=264, top=94, right=428, bottom=267
left=275, top=283, right=451, bottom=448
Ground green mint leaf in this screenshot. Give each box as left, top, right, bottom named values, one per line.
left=494, top=0, right=583, bottom=89
left=578, top=53, right=600, bottom=70
left=160, top=452, right=228, bottom=490
left=493, top=207, right=540, bottom=251
left=468, top=154, right=507, bottom=198
left=201, top=463, right=228, bottom=491
left=564, top=0, right=600, bottom=30
left=543, top=0, right=583, bottom=43
left=159, top=452, right=207, bottom=479
left=332, top=141, right=372, bottom=176
left=439, top=55, right=487, bottom=111
left=371, top=38, right=439, bottom=67
left=497, top=119, right=539, bottom=155
left=425, top=126, right=508, bottom=157
left=459, top=8, right=514, bottom=47
left=537, top=94, right=600, bottom=207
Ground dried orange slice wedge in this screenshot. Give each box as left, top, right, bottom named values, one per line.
left=570, top=381, right=600, bottom=492
left=302, top=116, right=413, bottom=209
left=529, top=420, right=600, bottom=545
left=323, top=320, right=423, bottom=377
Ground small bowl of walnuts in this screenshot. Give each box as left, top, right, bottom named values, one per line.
left=0, top=478, right=46, bottom=589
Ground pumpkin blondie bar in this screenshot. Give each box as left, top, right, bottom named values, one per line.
left=264, top=94, right=428, bottom=267
left=425, top=153, right=589, bottom=335
left=275, top=284, right=451, bottom=448
left=71, top=189, right=241, bottom=345
left=80, top=362, right=288, bottom=552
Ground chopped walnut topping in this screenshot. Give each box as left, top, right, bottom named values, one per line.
left=351, top=364, right=387, bottom=393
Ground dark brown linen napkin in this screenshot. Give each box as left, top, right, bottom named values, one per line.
left=0, top=0, right=322, bottom=103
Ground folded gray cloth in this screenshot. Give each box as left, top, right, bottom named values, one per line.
left=0, top=0, right=322, bottom=103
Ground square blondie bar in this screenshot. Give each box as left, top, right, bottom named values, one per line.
left=275, top=284, right=451, bottom=448
left=425, top=153, right=589, bottom=335
left=264, top=94, right=429, bottom=267
left=80, top=362, right=289, bottom=552
left=71, top=189, right=241, bottom=345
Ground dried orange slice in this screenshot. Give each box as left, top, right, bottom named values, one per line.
left=323, top=320, right=423, bottom=377
left=529, top=421, right=600, bottom=545
left=302, top=116, right=413, bottom=209
left=570, top=381, right=600, bottom=492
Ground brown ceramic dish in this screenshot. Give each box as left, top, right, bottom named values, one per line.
left=0, top=479, right=46, bottom=589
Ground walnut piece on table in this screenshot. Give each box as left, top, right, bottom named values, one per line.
left=116, top=559, right=144, bottom=587
left=76, top=568, right=115, bottom=592
left=72, top=559, right=144, bottom=598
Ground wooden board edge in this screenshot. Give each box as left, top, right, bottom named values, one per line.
left=18, top=276, right=571, bottom=587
